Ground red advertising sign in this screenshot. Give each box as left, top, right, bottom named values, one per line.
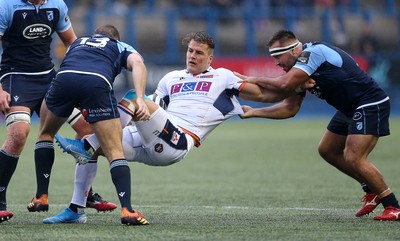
left=212, top=56, right=368, bottom=76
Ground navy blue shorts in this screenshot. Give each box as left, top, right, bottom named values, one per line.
left=45, top=72, right=119, bottom=123
left=327, top=100, right=390, bottom=136
left=0, top=70, right=55, bottom=115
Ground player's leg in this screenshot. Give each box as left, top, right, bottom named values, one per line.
left=28, top=100, right=68, bottom=212
left=318, top=111, right=381, bottom=217
left=90, top=118, right=148, bottom=225
left=1, top=73, right=50, bottom=219
left=0, top=106, right=31, bottom=221
left=345, top=134, right=400, bottom=220
left=66, top=108, right=117, bottom=212
left=345, top=102, right=399, bottom=220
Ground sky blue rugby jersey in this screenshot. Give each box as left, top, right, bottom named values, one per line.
left=294, top=42, right=388, bottom=115
left=58, top=34, right=140, bottom=86
left=0, top=0, right=71, bottom=73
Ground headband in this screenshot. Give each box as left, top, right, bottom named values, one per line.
left=269, top=41, right=300, bottom=56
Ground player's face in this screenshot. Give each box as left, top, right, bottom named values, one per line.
left=270, top=42, right=298, bottom=73
left=186, top=40, right=213, bottom=75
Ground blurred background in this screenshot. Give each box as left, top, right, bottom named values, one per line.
left=7, top=0, right=400, bottom=117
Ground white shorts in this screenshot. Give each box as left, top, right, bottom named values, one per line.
left=122, top=108, right=195, bottom=166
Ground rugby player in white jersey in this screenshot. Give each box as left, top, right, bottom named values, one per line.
left=52, top=31, right=312, bottom=223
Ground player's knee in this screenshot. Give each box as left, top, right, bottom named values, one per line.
left=5, top=111, right=31, bottom=127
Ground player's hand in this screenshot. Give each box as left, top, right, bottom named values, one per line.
left=135, top=97, right=150, bottom=121
left=239, top=105, right=253, bottom=119
left=300, top=79, right=316, bottom=91
left=0, top=89, right=11, bottom=112
left=234, top=72, right=257, bottom=84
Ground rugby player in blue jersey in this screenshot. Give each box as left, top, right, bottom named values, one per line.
left=238, top=29, right=400, bottom=221
left=35, top=24, right=150, bottom=225
left=0, top=0, right=116, bottom=223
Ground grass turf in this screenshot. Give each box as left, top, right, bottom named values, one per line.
left=1, top=119, right=399, bottom=240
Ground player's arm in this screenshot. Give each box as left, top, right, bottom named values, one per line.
left=57, top=27, right=77, bottom=47
left=0, top=33, right=10, bottom=111
left=240, top=94, right=304, bottom=119
left=126, top=53, right=150, bottom=121
left=236, top=68, right=311, bottom=93
left=238, top=77, right=314, bottom=103
left=238, top=82, right=292, bottom=103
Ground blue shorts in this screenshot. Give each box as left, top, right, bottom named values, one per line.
left=45, top=72, right=119, bottom=123
left=327, top=100, right=390, bottom=136
left=0, top=70, right=55, bottom=115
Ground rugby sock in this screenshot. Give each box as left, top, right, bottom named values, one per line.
left=71, top=161, right=98, bottom=208
left=361, top=183, right=373, bottom=193
left=380, top=193, right=400, bottom=208
left=0, top=150, right=19, bottom=206
left=34, top=141, right=55, bottom=198
left=117, top=105, right=133, bottom=127
left=110, top=159, right=132, bottom=211
left=85, top=135, right=100, bottom=152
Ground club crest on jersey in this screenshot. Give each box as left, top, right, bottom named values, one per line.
left=171, top=81, right=212, bottom=94
left=356, top=122, right=363, bottom=130
left=47, top=11, right=54, bottom=21
left=170, top=131, right=180, bottom=145
left=155, top=143, right=163, bottom=153
left=297, top=51, right=311, bottom=64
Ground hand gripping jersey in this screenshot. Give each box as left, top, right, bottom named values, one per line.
left=294, top=42, right=388, bottom=115
left=155, top=67, right=245, bottom=144
left=0, top=0, right=71, bottom=74
left=58, top=34, right=141, bottom=88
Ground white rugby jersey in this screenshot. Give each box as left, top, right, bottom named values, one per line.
left=155, top=66, right=245, bottom=145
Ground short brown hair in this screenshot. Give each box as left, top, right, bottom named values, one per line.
left=268, top=30, right=297, bottom=48
left=182, top=31, right=215, bottom=50
left=94, top=24, right=120, bottom=40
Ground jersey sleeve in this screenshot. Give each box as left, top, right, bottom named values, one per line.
left=56, top=0, right=72, bottom=33
left=155, top=72, right=175, bottom=98
left=293, top=44, right=326, bottom=76
left=221, top=68, right=243, bottom=91
left=0, top=0, right=10, bottom=36
left=117, top=41, right=142, bottom=69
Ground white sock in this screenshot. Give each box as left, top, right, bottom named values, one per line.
left=71, top=161, right=98, bottom=207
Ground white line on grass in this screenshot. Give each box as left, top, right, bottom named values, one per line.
left=10, top=204, right=355, bottom=212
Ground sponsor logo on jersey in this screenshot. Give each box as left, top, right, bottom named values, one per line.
left=23, top=24, right=51, bottom=39
left=170, top=131, right=180, bottom=145
left=297, top=51, right=311, bottom=64
left=170, top=81, right=212, bottom=94
left=353, top=112, right=363, bottom=120
left=65, top=16, right=69, bottom=22
left=199, top=74, right=214, bottom=78
left=22, top=12, right=28, bottom=19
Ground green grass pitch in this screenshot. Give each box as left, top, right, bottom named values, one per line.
left=1, top=118, right=399, bottom=241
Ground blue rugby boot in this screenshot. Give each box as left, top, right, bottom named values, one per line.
left=55, top=134, right=93, bottom=164
left=43, top=208, right=87, bottom=224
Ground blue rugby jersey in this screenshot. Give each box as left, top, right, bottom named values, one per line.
left=0, top=0, right=71, bottom=74
left=58, top=34, right=140, bottom=88
left=294, top=42, right=388, bottom=115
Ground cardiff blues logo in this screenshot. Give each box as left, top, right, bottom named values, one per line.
left=353, top=112, right=362, bottom=120
left=47, top=11, right=54, bottom=21
left=356, top=122, right=363, bottom=130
